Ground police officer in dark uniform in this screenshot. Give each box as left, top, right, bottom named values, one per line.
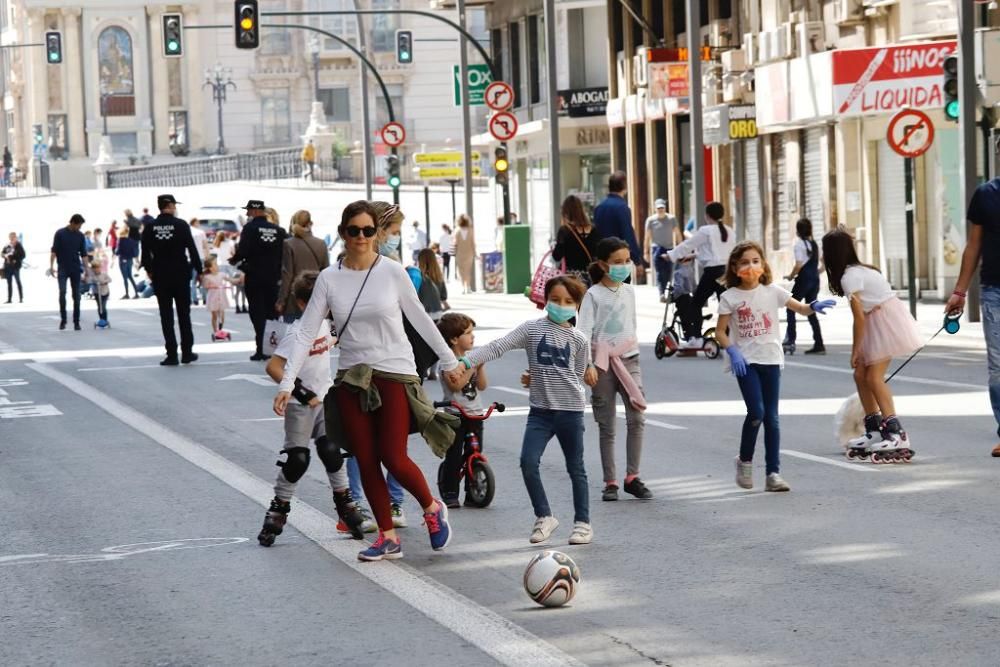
left=230, top=199, right=287, bottom=361
left=141, top=194, right=203, bottom=366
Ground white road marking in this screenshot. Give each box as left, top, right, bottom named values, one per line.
left=219, top=373, right=273, bottom=387
left=0, top=341, right=255, bottom=362
left=491, top=386, right=687, bottom=430
left=79, top=360, right=243, bottom=372
left=0, top=538, right=250, bottom=566
left=26, top=362, right=583, bottom=667
left=783, top=449, right=878, bottom=472
left=784, top=360, right=983, bottom=390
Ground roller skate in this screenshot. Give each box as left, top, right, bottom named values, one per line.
left=869, top=416, right=914, bottom=464
left=257, top=497, right=291, bottom=547
left=333, top=489, right=365, bottom=540
left=846, top=413, right=883, bottom=462
left=212, top=328, right=231, bottom=342
left=782, top=339, right=795, bottom=355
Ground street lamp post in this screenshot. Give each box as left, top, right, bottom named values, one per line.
left=203, top=63, right=236, bottom=155
left=100, top=89, right=112, bottom=136
left=309, top=34, right=321, bottom=102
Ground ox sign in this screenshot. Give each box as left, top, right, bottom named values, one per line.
left=558, top=87, right=610, bottom=118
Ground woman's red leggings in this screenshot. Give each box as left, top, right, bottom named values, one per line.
left=335, top=377, right=434, bottom=532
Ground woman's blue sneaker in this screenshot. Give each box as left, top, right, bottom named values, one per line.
left=358, top=534, right=403, bottom=562
left=423, top=501, right=452, bottom=551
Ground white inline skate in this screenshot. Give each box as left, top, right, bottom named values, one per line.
left=846, top=415, right=914, bottom=464
left=845, top=413, right=883, bottom=462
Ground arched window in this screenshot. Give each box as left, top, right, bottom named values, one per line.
left=98, top=26, right=135, bottom=116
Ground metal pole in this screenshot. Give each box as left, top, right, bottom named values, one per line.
left=904, top=157, right=917, bottom=318
left=312, top=51, right=320, bottom=101
left=686, top=0, right=706, bottom=226
left=353, top=0, right=373, bottom=200
left=959, top=0, right=980, bottom=321
left=424, top=185, right=431, bottom=245
left=543, top=0, right=561, bottom=240
left=449, top=179, right=457, bottom=221
left=457, top=0, right=475, bottom=290
left=102, top=94, right=108, bottom=136
left=216, top=87, right=225, bottom=154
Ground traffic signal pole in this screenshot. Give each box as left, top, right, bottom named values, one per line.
left=543, top=0, right=561, bottom=240
left=685, top=0, right=706, bottom=227
left=958, top=0, right=980, bottom=322
left=353, top=0, right=373, bottom=200
left=458, top=0, right=476, bottom=290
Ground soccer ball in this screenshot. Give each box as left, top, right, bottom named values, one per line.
left=523, top=550, right=580, bottom=607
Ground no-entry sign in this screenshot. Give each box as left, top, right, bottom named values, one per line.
left=488, top=112, right=518, bottom=142
left=380, top=122, right=406, bottom=147
left=887, top=108, right=934, bottom=159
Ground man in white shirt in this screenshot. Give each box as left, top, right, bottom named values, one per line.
left=643, top=198, right=680, bottom=303
left=189, top=218, right=209, bottom=305
left=409, top=220, right=427, bottom=263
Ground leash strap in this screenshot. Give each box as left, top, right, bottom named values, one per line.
left=884, top=324, right=945, bottom=384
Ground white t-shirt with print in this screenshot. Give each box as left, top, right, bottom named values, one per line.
left=718, top=283, right=792, bottom=369
left=275, top=319, right=334, bottom=399
left=840, top=265, right=894, bottom=313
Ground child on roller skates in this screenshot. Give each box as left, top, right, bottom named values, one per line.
left=201, top=257, right=232, bottom=340
left=436, top=312, right=488, bottom=508
left=715, top=241, right=836, bottom=491
left=450, top=276, right=598, bottom=545
left=822, top=227, right=923, bottom=463
left=577, top=237, right=652, bottom=502
left=257, top=270, right=365, bottom=546
left=91, top=260, right=111, bottom=326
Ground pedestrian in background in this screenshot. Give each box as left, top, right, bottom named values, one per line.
left=946, top=176, right=999, bottom=456
left=454, top=214, right=476, bottom=294
left=116, top=224, right=140, bottom=299
left=188, top=218, right=209, bottom=306
left=439, top=224, right=454, bottom=280
left=141, top=194, right=203, bottom=366
left=416, top=248, right=449, bottom=322
left=124, top=208, right=142, bottom=241
left=410, top=220, right=428, bottom=264
left=593, top=171, right=645, bottom=270
left=301, top=139, right=316, bottom=181
left=3, top=231, right=25, bottom=303
left=717, top=241, right=836, bottom=492
left=456, top=275, right=597, bottom=546
left=91, top=259, right=111, bottom=325
left=552, top=194, right=601, bottom=287
left=783, top=218, right=826, bottom=355
left=578, top=237, right=652, bottom=502
left=49, top=213, right=87, bottom=330
left=644, top=198, right=680, bottom=303
left=2, top=146, right=12, bottom=185
left=277, top=209, right=329, bottom=321
left=231, top=199, right=287, bottom=361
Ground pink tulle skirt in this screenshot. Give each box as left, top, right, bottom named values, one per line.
left=859, top=296, right=922, bottom=365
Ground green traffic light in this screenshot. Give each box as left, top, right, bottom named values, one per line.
left=48, top=53, right=58, bottom=62
left=167, top=40, right=179, bottom=52
left=388, top=176, right=401, bottom=188
left=945, top=99, right=959, bottom=120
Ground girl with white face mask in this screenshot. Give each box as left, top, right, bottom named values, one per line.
left=576, top=237, right=652, bottom=503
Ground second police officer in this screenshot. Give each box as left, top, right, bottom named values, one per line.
left=140, top=194, right=204, bottom=366
left=230, top=199, right=287, bottom=361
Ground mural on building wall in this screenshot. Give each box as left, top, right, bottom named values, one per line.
left=98, top=26, right=134, bottom=94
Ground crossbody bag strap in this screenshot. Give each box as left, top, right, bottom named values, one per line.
left=301, top=236, right=325, bottom=269
left=566, top=225, right=592, bottom=262
left=335, top=254, right=380, bottom=342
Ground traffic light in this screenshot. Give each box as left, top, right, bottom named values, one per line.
left=387, top=154, right=401, bottom=189
left=395, top=30, right=413, bottom=64
left=943, top=53, right=959, bottom=122
left=494, top=146, right=509, bottom=186
left=235, top=0, right=259, bottom=50
left=45, top=31, right=62, bottom=64
left=163, top=14, right=183, bottom=57
left=32, top=124, right=43, bottom=145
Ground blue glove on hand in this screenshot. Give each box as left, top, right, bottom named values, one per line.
left=810, top=299, right=837, bottom=314
left=726, top=346, right=748, bottom=378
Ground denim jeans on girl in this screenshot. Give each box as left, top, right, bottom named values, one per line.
left=736, top=364, right=781, bottom=474
left=520, top=408, right=589, bottom=523
left=348, top=456, right=404, bottom=505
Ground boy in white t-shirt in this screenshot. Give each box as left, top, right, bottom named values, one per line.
left=716, top=241, right=836, bottom=492
left=257, top=271, right=365, bottom=546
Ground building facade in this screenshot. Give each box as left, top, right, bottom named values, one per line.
left=0, top=0, right=484, bottom=189
left=606, top=0, right=1000, bottom=299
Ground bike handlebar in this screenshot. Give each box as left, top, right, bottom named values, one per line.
left=433, top=400, right=505, bottom=420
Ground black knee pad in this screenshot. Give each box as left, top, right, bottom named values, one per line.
left=314, top=436, right=344, bottom=474
left=277, top=447, right=310, bottom=483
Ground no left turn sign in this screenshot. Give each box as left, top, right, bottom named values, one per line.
left=381, top=122, right=406, bottom=147
left=886, top=108, right=934, bottom=159
left=485, top=81, right=514, bottom=111
left=488, top=112, right=518, bottom=142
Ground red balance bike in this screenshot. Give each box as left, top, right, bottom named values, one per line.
left=433, top=401, right=504, bottom=507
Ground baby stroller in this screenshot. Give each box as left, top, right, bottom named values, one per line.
left=653, top=258, right=721, bottom=360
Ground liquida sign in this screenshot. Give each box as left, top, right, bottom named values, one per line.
left=557, top=87, right=609, bottom=118
left=833, top=41, right=956, bottom=117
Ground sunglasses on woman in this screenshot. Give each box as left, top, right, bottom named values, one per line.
left=345, top=225, right=377, bottom=238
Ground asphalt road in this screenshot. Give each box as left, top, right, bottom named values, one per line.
left=1, top=286, right=998, bottom=666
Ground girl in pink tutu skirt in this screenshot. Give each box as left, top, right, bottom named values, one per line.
left=822, top=227, right=923, bottom=458
left=202, top=256, right=233, bottom=339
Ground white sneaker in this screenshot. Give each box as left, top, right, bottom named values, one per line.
left=391, top=503, right=407, bottom=528
left=765, top=473, right=790, bottom=492
left=529, top=516, right=559, bottom=544
left=359, top=507, right=377, bottom=534
left=568, top=522, right=593, bottom=545
left=735, top=457, right=753, bottom=489
left=682, top=337, right=704, bottom=350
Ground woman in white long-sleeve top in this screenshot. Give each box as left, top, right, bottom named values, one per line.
left=668, top=202, right=735, bottom=346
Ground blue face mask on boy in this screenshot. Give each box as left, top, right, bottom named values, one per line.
left=607, top=262, right=632, bottom=283
left=546, top=302, right=577, bottom=324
